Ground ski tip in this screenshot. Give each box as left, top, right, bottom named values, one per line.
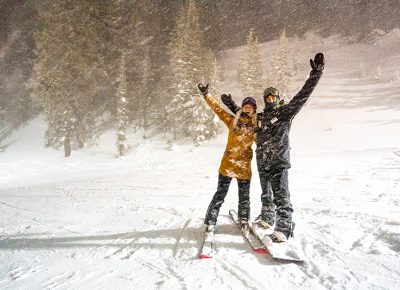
left=198, top=254, right=212, bottom=259
left=253, top=248, right=268, bottom=254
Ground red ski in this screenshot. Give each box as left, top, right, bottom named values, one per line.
left=229, top=209, right=267, bottom=254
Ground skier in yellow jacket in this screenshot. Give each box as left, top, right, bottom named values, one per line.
left=198, top=83, right=257, bottom=237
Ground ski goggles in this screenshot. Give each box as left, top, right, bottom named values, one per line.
left=263, top=87, right=279, bottom=97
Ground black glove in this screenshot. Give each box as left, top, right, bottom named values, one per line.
left=221, top=93, right=232, bottom=104
left=310, top=52, right=325, bottom=72
left=221, top=93, right=241, bottom=113
left=198, top=83, right=209, bottom=96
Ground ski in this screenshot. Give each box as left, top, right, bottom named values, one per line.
left=228, top=209, right=267, bottom=254
left=250, top=223, right=305, bottom=263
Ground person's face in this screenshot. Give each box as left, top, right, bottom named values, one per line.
left=242, top=104, right=255, bottom=115
left=265, top=94, right=277, bottom=104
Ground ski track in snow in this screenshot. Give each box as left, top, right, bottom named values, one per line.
left=1, top=148, right=399, bottom=289
left=0, top=150, right=400, bottom=289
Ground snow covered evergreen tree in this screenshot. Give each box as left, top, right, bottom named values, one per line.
left=139, top=46, right=154, bottom=130
left=266, top=29, right=295, bottom=102
left=238, top=28, right=263, bottom=104
left=209, top=56, right=224, bottom=97
left=165, top=0, right=219, bottom=145
left=101, top=1, right=136, bottom=121
left=0, top=33, right=35, bottom=134
left=102, top=1, right=154, bottom=133
left=33, top=1, right=105, bottom=157
left=0, top=2, right=38, bottom=136
left=116, top=52, right=129, bottom=157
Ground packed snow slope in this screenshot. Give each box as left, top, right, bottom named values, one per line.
left=1, top=31, right=400, bottom=290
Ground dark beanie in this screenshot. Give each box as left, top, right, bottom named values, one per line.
left=242, top=97, right=257, bottom=110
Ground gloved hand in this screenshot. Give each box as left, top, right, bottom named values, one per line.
left=221, top=93, right=241, bottom=113
left=310, top=52, right=325, bottom=72
left=221, top=93, right=232, bottom=104
left=198, top=83, right=209, bottom=96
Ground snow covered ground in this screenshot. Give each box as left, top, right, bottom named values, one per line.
left=1, top=31, right=400, bottom=289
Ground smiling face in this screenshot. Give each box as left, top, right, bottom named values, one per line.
left=242, top=104, right=255, bottom=115
left=263, top=87, right=279, bottom=107
left=265, top=94, right=277, bottom=104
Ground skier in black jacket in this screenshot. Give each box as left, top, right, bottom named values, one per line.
left=222, top=53, right=325, bottom=242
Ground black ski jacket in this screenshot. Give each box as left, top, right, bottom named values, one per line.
left=223, top=69, right=323, bottom=170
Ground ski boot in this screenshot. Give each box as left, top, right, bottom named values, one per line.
left=239, top=219, right=249, bottom=237
left=205, top=224, right=215, bottom=242
left=252, top=215, right=274, bottom=239
left=270, top=222, right=295, bottom=243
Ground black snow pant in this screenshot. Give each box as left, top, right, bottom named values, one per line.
left=204, top=174, right=250, bottom=226
left=258, top=166, right=294, bottom=238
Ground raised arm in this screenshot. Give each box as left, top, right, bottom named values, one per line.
left=198, top=83, right=233, bottom=127
left=280, top=53, right=325, bottom=118
left=221, top=94, right=241, bottom=115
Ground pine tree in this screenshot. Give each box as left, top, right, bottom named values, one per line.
left=0, top=2, right=38, bottom=136
left=238, top=28, right=263, bottom=104
left=209, top=56, right=224, bottom=97
left=139, top=46, right=154, bottom=130
left=116, top=51, right=129, bottom=157
left=101, top=1, right=134, bottom=119
left=267, top=29, right=295, bottom=102
left=206, top=55, right=223, bottom=133
left=165, top=0, right=219, bottom=145
left=33, top=1, right=105, bottom=157
left=102, top=1, right=150, bottom=131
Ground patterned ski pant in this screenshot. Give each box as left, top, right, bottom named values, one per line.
left=258, top=167, right=294, bottom=236
left=204, top=174, right=250, bottom=225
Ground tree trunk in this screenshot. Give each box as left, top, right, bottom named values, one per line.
left=77, top=136, right=84, bottom=149
left=143, top=96, right=152, bottom=130
left=143, top=107, right=148, bottom=130
left=76, top=127, right=85, bottom=149
left=64, top=136, right=71, bottom=158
